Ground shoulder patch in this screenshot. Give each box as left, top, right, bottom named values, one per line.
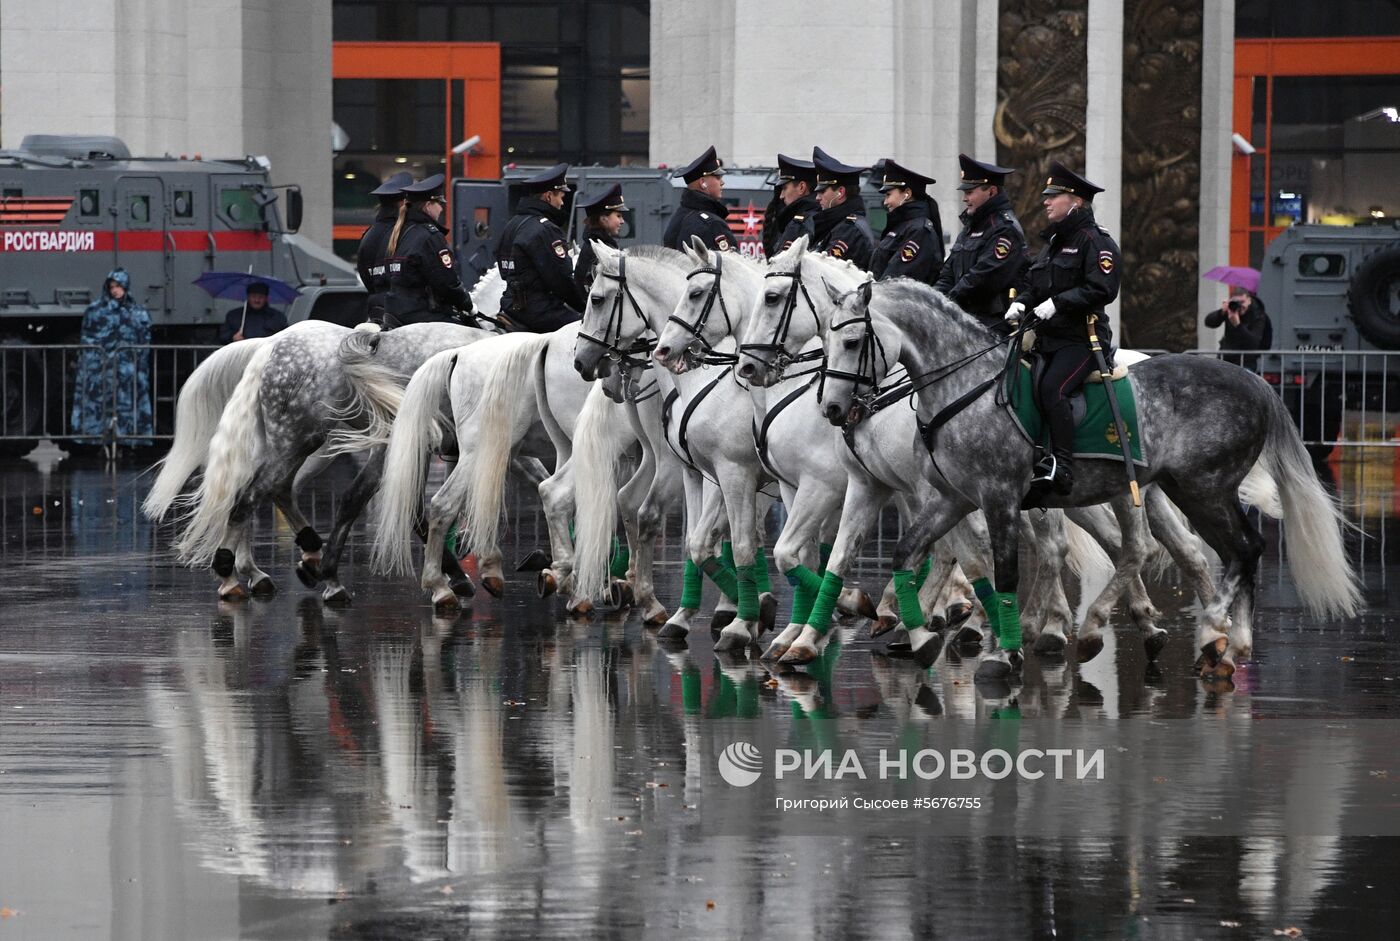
left=715, top=234, right=731, bottom=251
left=993, top=236, right=1013, bottom=259
left=830, top=240, right=849, bottom=258
left=899, top=239, right=920, bottom=262
left=1098, top=250, right=1115, bottom=274
left=552, top=239, right=567, bottom=258
left=439, top=248, right=454, bottom=268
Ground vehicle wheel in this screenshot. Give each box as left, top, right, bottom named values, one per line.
left=0, top=340, right=44, bottom=458
left=1347, top=243, right=1400, bottom=349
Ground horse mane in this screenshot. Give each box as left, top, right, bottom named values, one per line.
left=874, top=278, right=998, bottom=339
left=616, top=243, right=692, bottom=273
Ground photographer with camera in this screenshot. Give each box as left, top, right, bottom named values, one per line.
left=1204, top=288, right=1272, bottom=372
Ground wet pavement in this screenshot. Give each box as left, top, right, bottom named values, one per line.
left=2, top=451, right=1400, bottom=939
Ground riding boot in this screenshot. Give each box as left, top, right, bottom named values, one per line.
left=1035, top=400, right=1077, bottom=495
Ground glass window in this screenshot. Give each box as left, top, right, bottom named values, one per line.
left=79, top=188, right=100, bottom=217
left=1238, top=0, right=1400, bottom=37
left=173, top=189, right=194, bottom=219
left=129, top=194, right=150, bottom=223
left=1298, top=253, right=1347, bottom=278
left=219, top=187, right=262, bottom=226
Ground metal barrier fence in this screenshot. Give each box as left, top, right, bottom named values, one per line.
left=0, top=343, right=221, bottom=455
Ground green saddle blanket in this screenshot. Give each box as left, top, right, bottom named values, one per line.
left=1005, top=359, right=1146, bottom=466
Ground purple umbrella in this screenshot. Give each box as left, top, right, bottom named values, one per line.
left=1203, top=265, right=1260, bottom=294
left=192, top=270, right=301, bottom=304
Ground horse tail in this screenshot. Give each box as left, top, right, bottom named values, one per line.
left=174, top=340, right=277, bottom=565
left=1259, top=390, right=1362, bottom=619
left=329, top=330, right=407, bottom=453
left=470, top=266, right=506, bottom=317
left=571, top=383, right=633, bottom=600
left=1062, top=512, right=1114, bottom=587
left=461, top=334, right=552, bottom=557
left=1238, top=459, right=1283, bottom=519
left=370, top=348, right=457, bottom=575
left=143, top=338, right=267, bottom=521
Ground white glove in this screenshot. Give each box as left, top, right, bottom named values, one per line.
left=1033, top=298, right=1057, bottom=321
left=1004, top=301, right=1025, bottom=323
left=354, top=321, right=382, bottom=334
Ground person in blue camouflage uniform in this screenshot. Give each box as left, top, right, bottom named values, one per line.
left=70, top=268, right=154, bottom=445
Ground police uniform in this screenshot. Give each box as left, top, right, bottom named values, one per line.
left=383, top=174, right=473, bottom=329
left=496, top=163, right=585, bottom=332
left=870, top=159, right=945, bottom=282
left=934, top=154, right=1027, bottom=325
left=1013, top=162, right=1121, bottom=494
left=355, top=170, right=413, bottom=325
left=662, top=146, right=735, bottom=253
left=573, top=183, right=625, bottom=297
left=768, top=153, right=819, bottom=255
left=811, top=147, right=875, bottom=270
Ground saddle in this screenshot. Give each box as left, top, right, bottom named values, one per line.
left=1008, top=345, right=1144, bottom=466
left=1021, top=345, right=1124, bottom=430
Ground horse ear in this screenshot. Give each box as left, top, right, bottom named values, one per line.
left=593, top=239, right=618, bottom=263
left=822, top=277, right=845, bottom=306
left=791, top=234, right=810, bottom=255
left=689, top=234, right=711, bottom=265
left=858, top=279, right=873, bottom=307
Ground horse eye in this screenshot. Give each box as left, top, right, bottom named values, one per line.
left=590, top=294, right=604, bottom=306
left=843, top=337, right=860, bottom=350
left=764, top=291, right=780, bottom=305
left=688, top=287, right=702, bottom=300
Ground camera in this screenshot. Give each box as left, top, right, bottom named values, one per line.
left=1227, top=298, right=1243, bottom=312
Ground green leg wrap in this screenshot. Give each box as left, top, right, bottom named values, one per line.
left=996, top=592, right=1022, bottom=651
left=819, top=542, right=833, bottom=569
left=680, top=559, right=703, bottom=609
left=720, top=540, right=736, bottom=573
left=785, top=565, right=823, bottom=624
left=701, top=556, right=739, bottom=600
left=914, top=556, right=933, bottom=590
left=608, top=538, right=630, bottom=579
left=753, top=548, right=773, bottom=594
left=737, top=564, right=760, bottom=621
left=681, top=666, right=701, bottom=716
left=972, top=577, right=996, bottom=621
left=805, top=571, right=845, bottom=635
left=892, top=569, right=926, bottom=629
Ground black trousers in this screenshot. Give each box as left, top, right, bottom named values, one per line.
left=1037, top=344, right=1095, bottom=455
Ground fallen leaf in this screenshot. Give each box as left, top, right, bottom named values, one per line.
left=0, top=907, right=17, bottom=918
left=1340, top=656, right=1354, bottom=662
left=706, top=900, right=716, bottom=910
left=1153, top=776, right=1168, bottom=784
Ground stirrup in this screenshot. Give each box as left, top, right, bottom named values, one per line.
left=1031, top=453, right=1058, bottom=485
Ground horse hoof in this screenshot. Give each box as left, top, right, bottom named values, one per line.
left=713, top=628, right=750, bottom=653
left=871, top=614, right=899, bottom=639
left=569, top=598, right=595, bottom=619
left=1195, top=636, right=1228, bottom=673
left=432, top=590, right=460, bottom=614
left=712, top=609, right=736, bottom=632
left=514, top=549, right=551, bottom=572
left=295, top=560, right=321, bottom=589
left=912, top=633, right=945, bottom=669
left=1034, top=632, right=1067, bottom=657
left=945, top=602, right=974, bottom=629
left=610, top=579, right=635, bottom=609
left=779, top=644, right=818, bottom=666
left=882, top=638, right=913, bottom=657
left=1076, top=633, right=1105, bottom=663
left=450, top=575, right=476, bottom=598
left=1143, top=627, right=1169, bottom=661
left=249, top=576, right=277, bottom=597
left=482, top=576, right=505, bottom=598
left=322, top=585, right=352, bottom=608
left=537, top=571, right=558, bottom=598
left=975, top=656, right=1012, bottom=682
left=760, top=641, right=789, bottom=661
left=219, top=583, right=249, bottom=602
left=953, top=623, right=984, bottom=648
left=644, top=606, right=670, bottom=626
left=759, top=593, right=778, bottom=633
left=855, top=591, right=879, bottom=621
left=656, top=620, right=689, bottom=642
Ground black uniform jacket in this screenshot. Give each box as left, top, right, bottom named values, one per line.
left=355, top=206, right=398, bottom=322
left=662, top=189, right=735, bottom=253
left=1017, top=207, right=1120, bottom=351
left=573, top=225, right=618, bottom=297
left=771, top=194, right=819, bottom=255
left=384, top=208, right=472, bottom=324
left=871, top=198, right=944, bottom=282
left=812, top=196, right=876, bottom=270
left=934, top=192, right=1027, bottom=322
left=496, top=197, right=585, bottom=332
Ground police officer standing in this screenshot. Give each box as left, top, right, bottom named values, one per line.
left=870, top=159, right=944, bottom=281
left=573, top=183, right=626, bottom=296
left=662, top=145, right=735, bottom=253
left=935, top=154, right=1026, bottom=328
left=767, top=153, right=819, bottom=256
left=811, top=147, right=875, bottom=269
left=355, top=170, right=413, bottom=325
left=495, top=163, right=586, bottom=332
left=383, top=174, right=473, bottom=329
left=1005, top=161, right=1120, bottom=497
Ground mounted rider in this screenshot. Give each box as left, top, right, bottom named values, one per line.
left=935, top=154, right=1027, bottom=329
left=355, top=170, right=413, bottom=326
left=496, top=163, right=586, bottom=332
left=382, top=174, right=474, bottom=329
left=870, top=158, right=944, bottom=282
left=811, top=147, right=875, bottom=270
left=662, top=145, right=735, bottom=253
left=573, top=182, right=627, bottom=297
left=769, top=153, right=820, bottom=255
left=1006, top=161, right=1121, bottom=499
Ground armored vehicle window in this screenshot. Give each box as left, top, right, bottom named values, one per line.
left=129, top=194, right=150, bottom=223
left=219, top=187, right=262, bottom=227
left=173, top=190, right=194, bottom=219
left=79, top=189, right=100, bottom=217
left=1298, top=253, right=1346, bottom=278
left=2, top=187, right=20, bottom=198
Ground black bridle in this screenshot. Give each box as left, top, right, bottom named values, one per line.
left=666, top=254, right=738, bottom=368
left=738, top=262, right=824, bottom=380
left=576, top=252, right=658, bottom=371
left=821, top=284, right=900, bottom=407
